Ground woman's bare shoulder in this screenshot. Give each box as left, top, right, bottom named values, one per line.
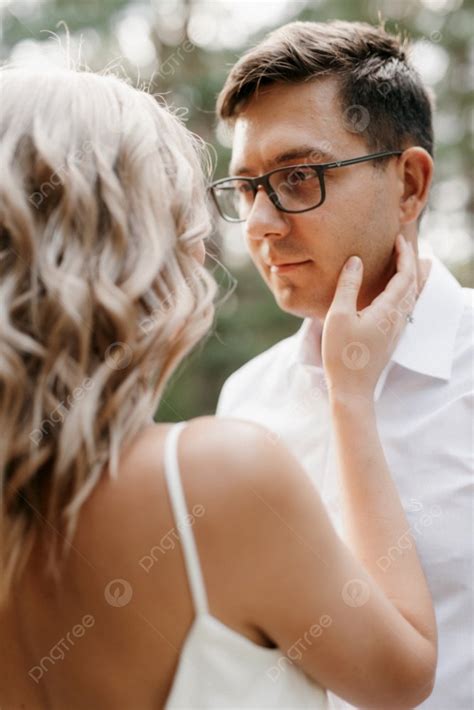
left=133, top=416, right=294, bottom=507
left=76, top=416, right=293, bottom=553
left=100, top=414, right=305, bottom=561
left=171, top=416, right=303, bottom=504
left=70, top=415, right=302, bottom=618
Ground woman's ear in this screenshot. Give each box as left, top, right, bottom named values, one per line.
left=398, top=147, right=434, bottom=224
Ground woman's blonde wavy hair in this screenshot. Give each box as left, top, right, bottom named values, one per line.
left=0, top=66, right=217, bottom=605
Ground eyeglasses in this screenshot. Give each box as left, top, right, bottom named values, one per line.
left=209, top=150, right=402, bottom=223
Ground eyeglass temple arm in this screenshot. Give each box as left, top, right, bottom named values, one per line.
left=321, top=150, right=403, bottom=171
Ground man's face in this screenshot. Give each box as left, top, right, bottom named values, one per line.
left=230, top=78, right=403, bottom=319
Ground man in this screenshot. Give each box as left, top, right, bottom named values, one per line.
left=213, top=20, right=473, bottom=710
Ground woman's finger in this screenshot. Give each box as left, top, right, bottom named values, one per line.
left=327, top=255, right=364, bottom=315
left=383, top=235, right=417, bottom=306
left=366, top=236, right=417, bottom=323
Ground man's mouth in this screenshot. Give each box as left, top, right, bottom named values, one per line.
left=266, top=260, right=312, bottom=274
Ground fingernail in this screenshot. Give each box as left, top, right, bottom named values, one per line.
left=345, top=256, right=361, bottom=271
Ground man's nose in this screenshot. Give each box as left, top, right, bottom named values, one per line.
left=245, top=187, right=290, bottom=241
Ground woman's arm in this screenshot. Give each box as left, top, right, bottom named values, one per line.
left=323, top=234, right=437, bottom=648
left=210, top=416, right=437, bottom=709
left=329, top=396, right=437, bottom=647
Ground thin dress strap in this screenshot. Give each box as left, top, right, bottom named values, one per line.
left=163, top=421, right=209, bottom=616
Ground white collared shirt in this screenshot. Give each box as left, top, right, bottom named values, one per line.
left=216, top=255, right=474, bottom=710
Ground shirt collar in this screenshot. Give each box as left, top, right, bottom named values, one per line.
left=291, top=317, right=324, bottom=369
left=388, top=255, right=464, bottom=381
left=290, top=255, right=464, bottom=389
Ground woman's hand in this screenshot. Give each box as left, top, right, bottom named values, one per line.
left=322, top=234, right=418, bottom=401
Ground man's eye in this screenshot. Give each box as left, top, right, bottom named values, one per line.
left=236, top=182, right=252, bottom=194
left=289, top=168, right=314, bottom=183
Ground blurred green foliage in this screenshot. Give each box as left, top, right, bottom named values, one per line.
left=1, top=0, right=472, bottom=420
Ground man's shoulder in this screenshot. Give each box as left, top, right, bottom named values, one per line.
left=217, top=329, right=301, bottom=412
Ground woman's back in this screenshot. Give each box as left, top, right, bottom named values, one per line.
left=0, top=417, right=328, bottom=708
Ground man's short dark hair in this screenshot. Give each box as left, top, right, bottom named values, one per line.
left=217, top=20, right=434, bottom=162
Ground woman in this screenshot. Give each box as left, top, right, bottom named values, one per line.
left=0, top=67, right=436, bottom=709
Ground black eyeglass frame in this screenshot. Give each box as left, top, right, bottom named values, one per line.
left=209, top=150, right=403, bottom=223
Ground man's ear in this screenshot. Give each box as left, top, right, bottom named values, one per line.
left=397, top=147, right=434, bottom=225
